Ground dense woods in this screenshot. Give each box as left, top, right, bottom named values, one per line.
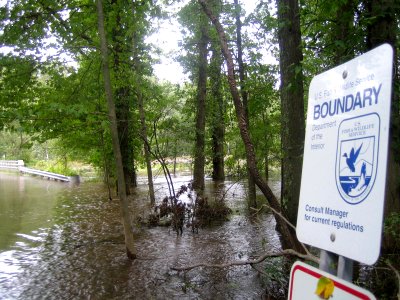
left=1, top=0, right=399, bottom=297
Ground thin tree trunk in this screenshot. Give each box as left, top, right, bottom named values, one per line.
left=234, top=0, right=257, bottom=208
left=262, top=113, right=270, bottom=181
left=110, top=0, right=135, bottom=194
left=277, top=0, right=305, bottom=225
left=198, top=0, right=303, bottom=252
left=264, top=154, right=269, bottom=181
left=192, top=17, right=209, bottom=191
left=96, top=0, right=136, bottom=260
left=132, top=19, right=155, bottom=205
left=138, top=91, right=156, bottom=205
left=100, top=128, right=113, bottom=200
left=210, top=40, right=225, bottom=181
left=174, top=155, right=177, bottom=176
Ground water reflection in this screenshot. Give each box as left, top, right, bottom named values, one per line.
left=0, top=171, right=282, bottom=299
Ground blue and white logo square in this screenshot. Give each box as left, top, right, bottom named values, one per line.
left=336, top=114, right=379, bottom=205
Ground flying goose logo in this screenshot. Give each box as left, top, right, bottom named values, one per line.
left=335, top=113, right=379, bottom=205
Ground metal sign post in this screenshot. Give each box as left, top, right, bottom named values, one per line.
left=337, top=255, right=353, bottom=281
left=319, top=251, right=353, bottom=281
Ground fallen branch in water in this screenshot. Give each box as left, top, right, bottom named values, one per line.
left=171, top=248, right=319, bottom=272
left=171, top=198, right=320, bottom=272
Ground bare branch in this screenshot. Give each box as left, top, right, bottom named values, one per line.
left=251, top=204, right=310, bottom=256
left=171, top=249, right=319, bottom=272
left=386, top=260, right=400, bottom=300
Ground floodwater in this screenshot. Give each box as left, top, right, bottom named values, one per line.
left=0, top=171, right=283, bottom=299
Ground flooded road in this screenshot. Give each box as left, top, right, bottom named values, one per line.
left=0, top=171, right=283, bottom=299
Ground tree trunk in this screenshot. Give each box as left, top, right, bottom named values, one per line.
left=234, top=0, right=257, bottom=208
left=138, top=91, right=156, bottom=205
left=332, top=0, right=355, bottom=65
left=365, top=0, right=400, bottom=253
left=277, top=0, right=305, bottom=225
left=264, top=151, right=269, bottom=182
left=199, top=0, right=304, bottom=253
left=132, top=18, right=155, bottom=204
left=262, top=113, right=270, bottom=181
left=173, top=154, right=177, bottom=176
left=116, top=86, right=133, bottom=195
left=110, top=1, right=135, bottom=195
left=96, top=0, right=136, bottom=260
left=210, top=39, right=225, bottom=181
left=192, top=17, right=209, bottom=192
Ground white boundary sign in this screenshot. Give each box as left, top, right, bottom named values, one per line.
left=288, top=261, right=376, bottom=300
left=297, top=44, right=393, bottom=265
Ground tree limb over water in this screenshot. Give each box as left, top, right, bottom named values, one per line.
left=171, top=249, right=319, bottom=272
left=171, top=203, right=319, bottom=272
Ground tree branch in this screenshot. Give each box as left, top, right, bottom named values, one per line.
left=386, top=260, right=400, bottom=300
left=251, top=204, right=310, bottom=255
left=171, top=248, right=319, bottom=272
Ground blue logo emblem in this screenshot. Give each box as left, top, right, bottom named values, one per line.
left=336, top=113, right=380, bottom=204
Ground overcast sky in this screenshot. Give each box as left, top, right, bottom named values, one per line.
left=150, top=0, right=260, bottom=83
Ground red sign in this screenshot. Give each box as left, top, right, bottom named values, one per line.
left=289, top=261, right=376, bottom=300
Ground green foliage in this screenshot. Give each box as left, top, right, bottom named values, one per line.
left=384, top=212, right=400, bottom=250
left=0, top=127, right=34, bottom=162
left=261, top=257, right=290, bottom=299
left=145, top=81, right=194, bottom=160
left=32, top=159, right=76, bottom=176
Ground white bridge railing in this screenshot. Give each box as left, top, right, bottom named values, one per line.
left=0, top=160, right=25, bottom=169
left=19, top=166, right=70, bottom=182
left=0, top=160, right=72, bottom=182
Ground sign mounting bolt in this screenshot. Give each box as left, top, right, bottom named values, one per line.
left=330, top=233, right=336, bottom=242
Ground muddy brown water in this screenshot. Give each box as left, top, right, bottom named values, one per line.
left=0, top=172, right=283, bottom=299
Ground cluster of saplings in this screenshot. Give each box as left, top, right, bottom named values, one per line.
left=146, top=183, right=231, bottom=235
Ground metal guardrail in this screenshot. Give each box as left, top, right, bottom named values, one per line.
left=0, top=160, right=25, bottom=169
left=19, top=166, right=70, bottom=182
left=0, top=160, right=71, bottom=182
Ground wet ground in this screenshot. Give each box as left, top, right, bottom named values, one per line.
left=0, top=172, right=284, bottom=299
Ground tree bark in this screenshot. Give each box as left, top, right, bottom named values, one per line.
left=262, top=112, right=270, bottom=181
left=365, top=0, right=400, bottom=253
left=192, top=17, right=209, bottom=192
left=210, top=37, right=225, bottom=181
left=332, top=0, right=355, bottom=65
left=277, top=0, right=305, bottom=225
left=234, top=0, right=257, bottom=208
left=110, top=0, right=135, bottom=194
left=96, top=0, right=136, bottom=260
left=138, top=91, right=156, bottom=205
left=198, top=0, right=304, bottom=253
